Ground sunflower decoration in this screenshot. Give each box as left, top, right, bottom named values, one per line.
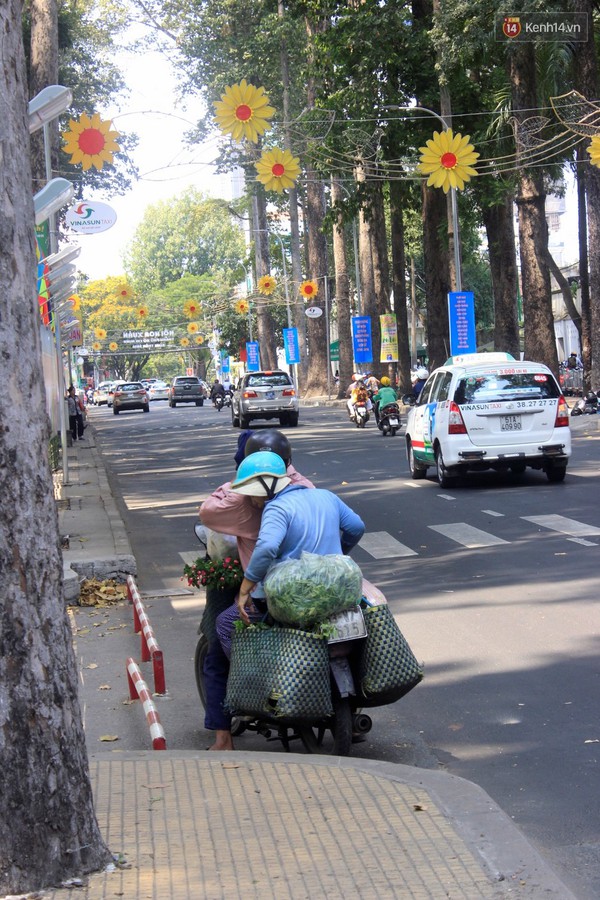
left=418, top=129, right=479, bottom=193
left=92, top=341, right=101, bottom=352
left=109, top=341, right=118, bottom=352
left=114, top=283, right=133, bottom=302
left=587, top=135, right=600, bottom=169
left=183, top=298, right=202, bottom=318
left=137, top=304, right=150, bottom=319
left=258, top=274, right=277, bottom=295
left=195, top=335, right=205, bottom=345
left=68, top=294, right=81, bottom=312
left=180, top=337, right=190, bottom=347
left=299, top=280, right=318, bottom=300
left=214, top=80, right=275, bottom=144
left=62, top=113, right=120, bottom=171
left=94, top=327, right=107, bottom=340
left=187, top=321, right=200, bottom=334
left=235, top=298, right=250, bottom=315
left=255, top=148, right=301, bottom=193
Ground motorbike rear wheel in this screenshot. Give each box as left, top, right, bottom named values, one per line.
left=297, top=693, right=353, bottom=756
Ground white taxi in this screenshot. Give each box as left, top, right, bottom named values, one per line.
left=404, top=353, right=571, bottom=486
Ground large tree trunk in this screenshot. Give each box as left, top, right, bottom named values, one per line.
left=511, top=43, right=558, bottom=374
left=422, top=183, right=450, bottom=369
left=355, top=164, right=382, bottom=375
left=331, top=179, right=353, bottom=398
left=0, top=3, right=112, bottom=892
left=389, top=179, right=411, bottom=392
left=252, top=189, right=278, bottom=370
left=303, top=175, right=329, bottom=395
left=481, top=196, right=520, bottom=358
left=29, top=0, right=59, bottom=192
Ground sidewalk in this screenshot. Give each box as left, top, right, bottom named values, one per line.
left=54, top=428, right=577, bottom=900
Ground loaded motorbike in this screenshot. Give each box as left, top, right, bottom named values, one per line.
left=348, top=400, right=370, bottom=428
left=377, top=402, right=401, bottom=437
left=191, top=525, right=421, bottom=756
left=570, top=391, right=598, bottom=416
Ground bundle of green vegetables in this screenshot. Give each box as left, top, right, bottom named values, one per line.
left=264, top=552, right=362, bottom=627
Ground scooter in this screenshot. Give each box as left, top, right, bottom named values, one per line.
left=570, top=391, right=598, bottom=415
left=348, top=401, right=370, bottom=428
left=377, top=402, right=401, bottom=436
left=213, top=393, right=225, bottom=411
left=192, top=524, right=374, bottom=755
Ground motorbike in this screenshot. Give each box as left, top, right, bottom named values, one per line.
left=570, top=391, right=598, bottom=416
left=348, top=401, right=370, bottom=429
left=377, top=402, right=401, bottom=437
left=213, top=393, right=225, bottom=411
left=192, top=524, right=375, bottom=755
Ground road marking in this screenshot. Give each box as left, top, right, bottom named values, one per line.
left=437, top=494, right=455, bottom=501
left=482, top=509, right=504, bottom=517
left=522, top=514, right=600, bottom=536
left=567, top=537, right=598, bottom=547
left=359, top=531, right=418, bottom=558
left=428, top=523, right=509, bottom=548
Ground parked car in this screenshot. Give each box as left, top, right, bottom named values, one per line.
left=112, top=382, right=150, bottom=415
left=403, top=352, right=571, bottom=486
left=169, top=376, right=206, bottom=407
left=92, top=381, right=113, bottom=406
left=148, top=381, right=170, bottom=401
left=231, top=370, right=299, bottom=428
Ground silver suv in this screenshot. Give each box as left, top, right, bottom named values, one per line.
left=231, top=370, right=299, bottom=428
left=169, top=376, right=206, bottom=407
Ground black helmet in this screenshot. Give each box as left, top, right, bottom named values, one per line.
left=244, top=429, right=292, bottom=466
left=585, top=391, right=597, bottom=402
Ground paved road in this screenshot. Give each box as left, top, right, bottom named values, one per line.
left=87, top=401, right=600, bottom=899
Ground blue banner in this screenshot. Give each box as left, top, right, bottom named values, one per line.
left=448, top=292, right=476, bottom=356
left=351, top=316, right=373, bottom=364
left=246, top=341, right=260, bottom=371
left=283, top=328, right=300, bottom=365
left=220, top=350, right=230, bottom=374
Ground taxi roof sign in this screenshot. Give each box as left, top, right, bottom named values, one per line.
left=445, top=352, right=515, bottom=366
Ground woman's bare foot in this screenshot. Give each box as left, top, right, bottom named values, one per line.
left=208, top=730, right=234, bottom=751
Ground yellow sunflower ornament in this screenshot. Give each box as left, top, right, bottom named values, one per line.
left=214, top=80, right=275, bottom=144
left=187, top=322, right=200, bottom=334
left=180, top=337, right=190, bottom=348
left=137, top=305, right=150, bottom=319
left=183, top=299, right=202, bottom=318
left=258, top=275, right=276, bottom=295
left=94, top=327, right=107, bottom=340
left=114, top=283, right=133, bottom=301
left=255, top=148, right=301, bottom=193
left=62, top=113, right=120, bottom=171
left=418, top=129, right=479, bottom=193
left=299, top=280, right=318, bottom=300
left=92, top=341, right=101, bottom=352
left=587, top=135, right=600, bottom=169
left=109, top=342, right=118, bottom=352
left=235, top=298, right=250, bottom=314
left=195, top=335, right=205, bottom=345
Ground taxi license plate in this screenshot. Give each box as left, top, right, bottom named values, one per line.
left=501, top=415, right=522, bottom=431
left=265, top=390, right=275, bottom=400
left=327, top=607, right=367, bottom=643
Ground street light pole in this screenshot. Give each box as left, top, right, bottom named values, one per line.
left=383, top=105, right=462, bottom=292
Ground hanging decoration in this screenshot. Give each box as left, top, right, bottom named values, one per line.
left=136, top=305, right=150, bottom=319
left=235, top=298, right=250, bottom=314
left=255, top=148, right=301, bottom=192
left=62, top=113, right=120, bottom=171
left=587, top=135, right=600, bottom=168
left=195, top=335, right=205, bottom=345
left=114, top=283, right=133, bottom=301
left=187, top=322, right=200, bottom=334
left=180, top=337, right=191, bottom=347
left=257, top=275, right=277, bottom=295
left=92, top=341, right=102, bottom=352
left=418, top=129, right=479, bottom=193
left=183, top=299, right=202, bottom=318
left=299, top=280, right=318, bottom=299
left=94, top=327, right=107, bottom=340
left=68, top=294, right=81, bottom=312
left=214, top=80, right=275, bottom=144
left=109, top=342, right=118, bottom=352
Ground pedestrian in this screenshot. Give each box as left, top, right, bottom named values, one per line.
left=74, top=389, right=85, bottom=439
left=66, top=386, right=78, bottom=441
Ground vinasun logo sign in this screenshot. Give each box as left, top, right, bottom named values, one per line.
left=66, top=200, right=117, bottom=234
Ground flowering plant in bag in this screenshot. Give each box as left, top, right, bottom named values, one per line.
left=183, top=556, right=244, bottom=591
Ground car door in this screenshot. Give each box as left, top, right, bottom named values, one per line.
left=409, top=372, right=443, bottom=464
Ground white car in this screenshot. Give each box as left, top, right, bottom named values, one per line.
left=404, top=352, right=571, bottom=486
left=148, top=381, right=169, bottom=401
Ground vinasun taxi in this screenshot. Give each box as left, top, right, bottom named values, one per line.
left=404, top=353, right=571, bottom=486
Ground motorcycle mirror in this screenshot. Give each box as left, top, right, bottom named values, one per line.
left=402, top=393, right=415, bottom=406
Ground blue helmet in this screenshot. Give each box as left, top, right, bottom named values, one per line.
left=230, top=450, right=291, bottom=498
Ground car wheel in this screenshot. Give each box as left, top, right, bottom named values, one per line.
left=143, top=405, right=150, bottom=413
left=240, top=414, right=251, bottom=429
left=195, top=400, right=202, bottom=407
left=113, top=408, right=119, bottom=415
left=199, top=398, right=204, bottom=406
left=231, top=408, right=240, bottom=428
left=288, top=413, right=299, bottom=427
left=408, top=441, right=427, bottom=479
left=546, top=465, right=567, bottom=483
left=510, top=462, right=526, bottom=475
left=435, top=447, right=457, bottom=488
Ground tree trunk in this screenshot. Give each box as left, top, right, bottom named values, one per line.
left=481, top=196, right=520, bottom=358
left=356, top=163, right=381, bottom=374
left=252, top=189, right=277, bottom=370
left=422, top=183, right=450, bottom=369
left=303, top=175, right=329, bottom=395
left=511, top=43, right=558, bottom=374
left=0, top=3, right=112, bottom=892
left=576, top=144, right=592, bottom=386
left=389, top=179, right=411, bottom=392
left=331, top=179, right=353, bottom=398
left=29, top=0, right=59, bottom=192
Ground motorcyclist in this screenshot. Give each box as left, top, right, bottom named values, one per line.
left=372, top=376, right=397, bottom=425
left=346, top=376, right=372, bottom=417
left=412, top=367, right=429, bottom=400
left=210, top=379, right=226, bottom=405
left=198, top=430, right=314, bottom=751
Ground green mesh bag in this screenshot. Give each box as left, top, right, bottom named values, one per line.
left=357, top=605, right=423, bottom=707
left=225, top=625, right=333, bottom=721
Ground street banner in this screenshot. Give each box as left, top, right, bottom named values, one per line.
left=246, top=341, right=260, bottom=371
left=379, top=313, right=398, bottom=362
left=352, top=316, right=373, bottom=364
left=283, top=327, right=300, bottom=365
left=448, top=291, right=476, bottom=356
left=220, top=350, right=230, bottom=375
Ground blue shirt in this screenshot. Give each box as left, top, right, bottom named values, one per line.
left=244, top=485, right=365, bottom=585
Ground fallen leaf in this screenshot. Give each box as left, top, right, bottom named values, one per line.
left=99, top=734, right=119, bottom=742
left=85, top=663, right=98, bottom=670
left=99, top=684, right=111, bottom=690
left=221, top=762, right=240, bottom=769
left=413, top=804, right=427, bottom=812
left=448, top=723, right=463, bottom=731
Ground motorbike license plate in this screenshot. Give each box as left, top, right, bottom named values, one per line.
left=389, top=417, right=399, bottom=427
left=501, top=415, right=522, bottom=431
left=327, top=607, right=367, bottom=643
left=265, top=390, right=275, bottom=400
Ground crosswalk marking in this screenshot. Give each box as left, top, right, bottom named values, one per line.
left=358, top=531, right=418, bottom=558
left=521, top=514, right=600, bottom=536
left=567, top=537, right=598, bottom=547
left=482, top=509, right=504, bottom=517
left=428, top=523, right=509, bottom=548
